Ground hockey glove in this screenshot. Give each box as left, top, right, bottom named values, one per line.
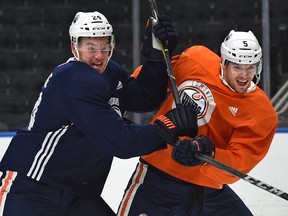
left=154, top=106, right=198, bottom=146
left=141, top=15, right=178, bottom=61
left=172, top=135, right=215, bottom=166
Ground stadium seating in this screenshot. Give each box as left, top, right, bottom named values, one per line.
left=0, top=27, right=21, bottom=50
left=0, top=0, right=287, bottom=130
left=1, top=6, right=44, bottom=28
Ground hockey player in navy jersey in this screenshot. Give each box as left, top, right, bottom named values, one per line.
left=0, top=11, right=198, bottom=215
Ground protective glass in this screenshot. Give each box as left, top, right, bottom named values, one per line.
left=229, top=63, right=257, bottom=74
left=77, top=43, right=112, bottom=53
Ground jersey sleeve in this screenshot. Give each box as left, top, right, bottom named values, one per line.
left=54, top=63, right=166, bottom=158
left=120, top=61, right=168, bottom=112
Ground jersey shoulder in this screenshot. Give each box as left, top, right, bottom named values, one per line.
left=50, top=61, right=108, bottom=97
left=103, top=60, right=129, bottom=91
left=172, top=45, right=221, bottom=85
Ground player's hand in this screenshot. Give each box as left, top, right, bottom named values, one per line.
left=154, top=106, right=198, bottom=145
left=141, top=15, right=178, bottom=61
left=172, top=135, right=215, bottom=166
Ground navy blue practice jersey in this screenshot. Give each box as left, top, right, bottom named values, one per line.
left=0, top=58, right=168, bottom=197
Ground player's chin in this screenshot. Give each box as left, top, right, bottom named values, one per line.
left=235, top=85, right=248, bottom=93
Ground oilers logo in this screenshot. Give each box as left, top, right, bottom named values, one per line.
left=109, top=97, right=122, bottom=116
left=176, top=80, right=216, bottom=126
left=180, top=90, right=205, bottom=116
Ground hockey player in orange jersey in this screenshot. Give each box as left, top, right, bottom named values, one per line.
left=117, top=30, right=278, bottom=216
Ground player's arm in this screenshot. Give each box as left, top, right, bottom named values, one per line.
left=120, top=15, right=178, bottom=111
left=60, top=65, right=197, bottom=158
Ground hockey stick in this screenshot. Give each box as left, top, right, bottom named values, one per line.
left=148, top=0, right=288, bottom=202
left=194, top=152, right=288, bottom=201
left=148, top=0, right=181, bottom=106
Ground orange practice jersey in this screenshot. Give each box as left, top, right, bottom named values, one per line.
left=141, top=45, right=278, bottom=189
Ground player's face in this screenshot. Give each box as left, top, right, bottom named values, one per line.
left=223, top=62, right=257, bottom=93
left=77, top=37, right=111, bottom=73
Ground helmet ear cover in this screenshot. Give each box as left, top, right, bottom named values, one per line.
left=223, top=59, right=229, bottom=66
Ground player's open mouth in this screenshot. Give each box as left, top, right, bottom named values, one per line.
left=237, top=80, right=248, bottom=86
left=91, top=62, right=103, bottom=70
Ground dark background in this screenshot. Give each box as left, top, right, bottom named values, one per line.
left=0, top=0, right=287, bottom=130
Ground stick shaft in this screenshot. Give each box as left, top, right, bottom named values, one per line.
left=194, top=153, right=288, bottom=201
left=148, top=0, right=181, bottom=106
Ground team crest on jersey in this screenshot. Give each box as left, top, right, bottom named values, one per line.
left=109, top=97, right=122, bottom=116
left=175, top=80, right=216, bottom=126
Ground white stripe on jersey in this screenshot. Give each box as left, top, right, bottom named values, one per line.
left=27, top=125, right=69, bottom=181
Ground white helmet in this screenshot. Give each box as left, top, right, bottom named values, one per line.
left=69, top=11, right=115, bottom=62
left=220, top=30, right=262, bottom=86
left=69, top=11, right=114, bottom=45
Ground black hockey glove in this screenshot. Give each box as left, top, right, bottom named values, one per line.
left=154, top=106, right=198, bottom=146
left=141, top=15, right=178, bottom=61
left=172, top=135, right=215, bottom=166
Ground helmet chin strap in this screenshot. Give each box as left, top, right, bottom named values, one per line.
left=220, top=63, right=256, bottom=93
left=74, top=49, right=81, bottom=61
left=246, top=81, right=256, bottom=93
left=71, top=42, right=81, bottom=61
